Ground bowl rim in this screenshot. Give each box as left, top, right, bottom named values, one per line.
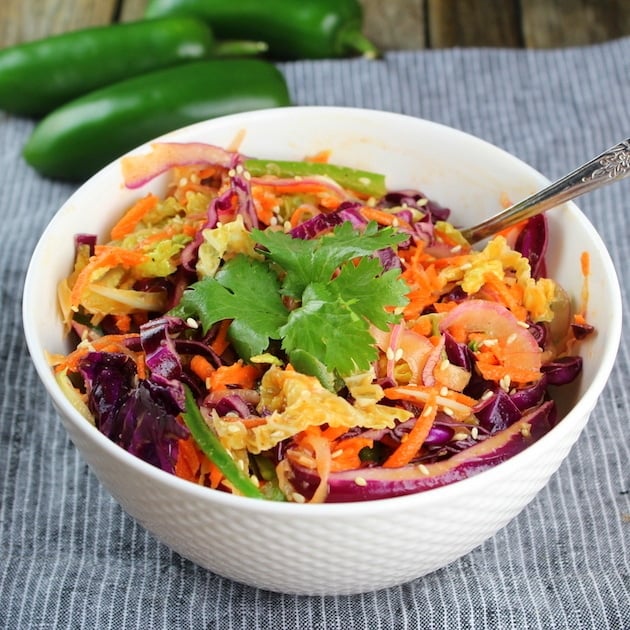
left=22, top=106, right=623, bottom=515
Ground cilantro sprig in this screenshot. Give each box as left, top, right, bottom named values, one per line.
left=170, top=222, right=409, bottom=386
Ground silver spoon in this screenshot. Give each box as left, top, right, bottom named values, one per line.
left=460, top=138, right=630, bottom=244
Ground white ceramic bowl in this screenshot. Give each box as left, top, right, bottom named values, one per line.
left=23, top=107, right=621, bottom=595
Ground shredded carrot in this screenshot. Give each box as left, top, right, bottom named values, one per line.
left=240, top=417, right=268, bottom=429
left=136, top=353, right=147, bottom=380
left=53, top=333, right=139, bottom=373
left=208, top=361, right=259, bottom=391
left=573, top=313, right=588, bottom=327
left=410, top=317, right=433, bottom=337
left=321, top=425, right=349, bottom=442
left=330, top=436, right=373, bottom=472
left=70, top=246, right=146, bottom=308
left=305, top=149, right=331, bottom=163
left=210, top=320, right=231, bottom=355
left=432, top=301, right=458, bottom=313
left=207, top=460, right=224, bottom=489
left=580, top=251, right=590, bottom=276
left=480, top=273, right=527, bottom=320
left=110, top=193, right=159, bottom=241
left=113, top=314, right=132, bottom=334
left=319, top=193, right=342, bottom=210
left=190, top=354, right=215, bottom=382
left=175, top=437, right=202, bottom=482
left=383, top=393, right=438, bottom=468
left=476, top=362, right=541, bottom=385
left=360, top=206, right=412, bottom=230
left=295, top=426, right=333, bottom=503
left=252, top=185, right=280, bottom=225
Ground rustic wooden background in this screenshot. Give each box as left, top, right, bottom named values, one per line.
left=1, top=0, right=629, bottom=51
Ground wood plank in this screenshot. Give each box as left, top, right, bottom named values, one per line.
left=361, top=0, right=426, bottom=51
left=427, top=0, right=522, bottom=48
left=0, top=0, right=117, bottom=47
left=521, top=0, right=630, bottom=48
left=1, top=0, right=629, bottom=52
left=119, top=0, right=149, bottom=23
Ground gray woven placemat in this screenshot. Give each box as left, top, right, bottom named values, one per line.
left=1, top=37, right=629, bottom=629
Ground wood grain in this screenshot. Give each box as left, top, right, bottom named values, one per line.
left=1, top=0, right=629, bottom=51
left=521, top=0, right=630, bottom=48
left=0, top=0, right=117, bottom=46
left=361, top=0, right=426, bottom=50
left=427, top=0, right=522, bottom=48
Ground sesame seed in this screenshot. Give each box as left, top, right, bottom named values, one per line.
left=283, top=220, right=292, bottom=232
left=499, top=374, right=512, bottom=391
left=394, top=347, right=404, bottom=361
left=418, top=464, right=430, bottom=475
left=459, top=263, right=473, bottom=271
left=331, top=449, right=343, bottom=459
left=228, top=169, right=235, bottom=177
left=439, top=386, right=449, bottom=397
left=186, top=317, right=199, bottom=329
left=386, top=347, right=396, bottom=361
left=237, top=459, right=246, bottom=471
left=243, top=171, right=251, bottom=181
left=227, top=424, right=241, bottom=434
left=450, top=244, right=462, bottom=254
left=453, top=432, right=468, bottom=441
left=520, top=424, right=532, bottom=438
left=443, top=407, right=455, bottom=417
left=292, top=492, right=306, bottom=503
left=439, top=359, right=450, bottom=371
left=481, top=338, right=498, bottom=347
left=269, top=216, right=278, bottom=226
left=506, top=333, right=517, bottom=345
left=471, top=427, right=479, bottom=439
left=250, top=475, right=260, bottom=487
left=391, top=217, right=400, bottom=227
left=367, top=196, right=377, bottom=207
left=481, top=390, right=494, bottom=401
left=179, top=177, right=188, bottom=186
left=270, top=430, right=285, bottom=440
left=517, top=320, right=530, bottom=328
left=296, top=454, right=313, bottom=467
left=190, top=174, right=199, bottom=184
left=423, top=405, right=435, bottom=417
left=235, top=164, right=244, bottom=174
left=354, top=476, right=368, bottom=487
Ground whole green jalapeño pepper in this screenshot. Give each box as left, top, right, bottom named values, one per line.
left=144, top=0, right=379, bottom=60
left=0, top=16, right=266, bottom=117
left=22, top=58, right=291, bottom=181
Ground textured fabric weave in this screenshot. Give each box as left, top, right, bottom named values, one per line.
left=1, top=38, right=629, bottom=629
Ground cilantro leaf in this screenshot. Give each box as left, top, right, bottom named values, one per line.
left=330, top=256, right=409, bottom=330
left=169, top=254, right=288, bottom=359
left=253, top=221, right=408, bottom=298
left=280, top=283, right=379, bottom=377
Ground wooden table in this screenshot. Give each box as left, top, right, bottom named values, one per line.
left=1, top=0, right=629, bottom=51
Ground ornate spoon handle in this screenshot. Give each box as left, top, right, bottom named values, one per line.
left=460, top=138, right=630, bottom=244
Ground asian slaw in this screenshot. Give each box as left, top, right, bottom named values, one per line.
left=50, top=142, right=593, bottom=503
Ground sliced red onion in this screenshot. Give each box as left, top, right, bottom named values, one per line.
left=291, top=400, right=555, bottom=502
left=121, top=142, right=234, bottom=189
